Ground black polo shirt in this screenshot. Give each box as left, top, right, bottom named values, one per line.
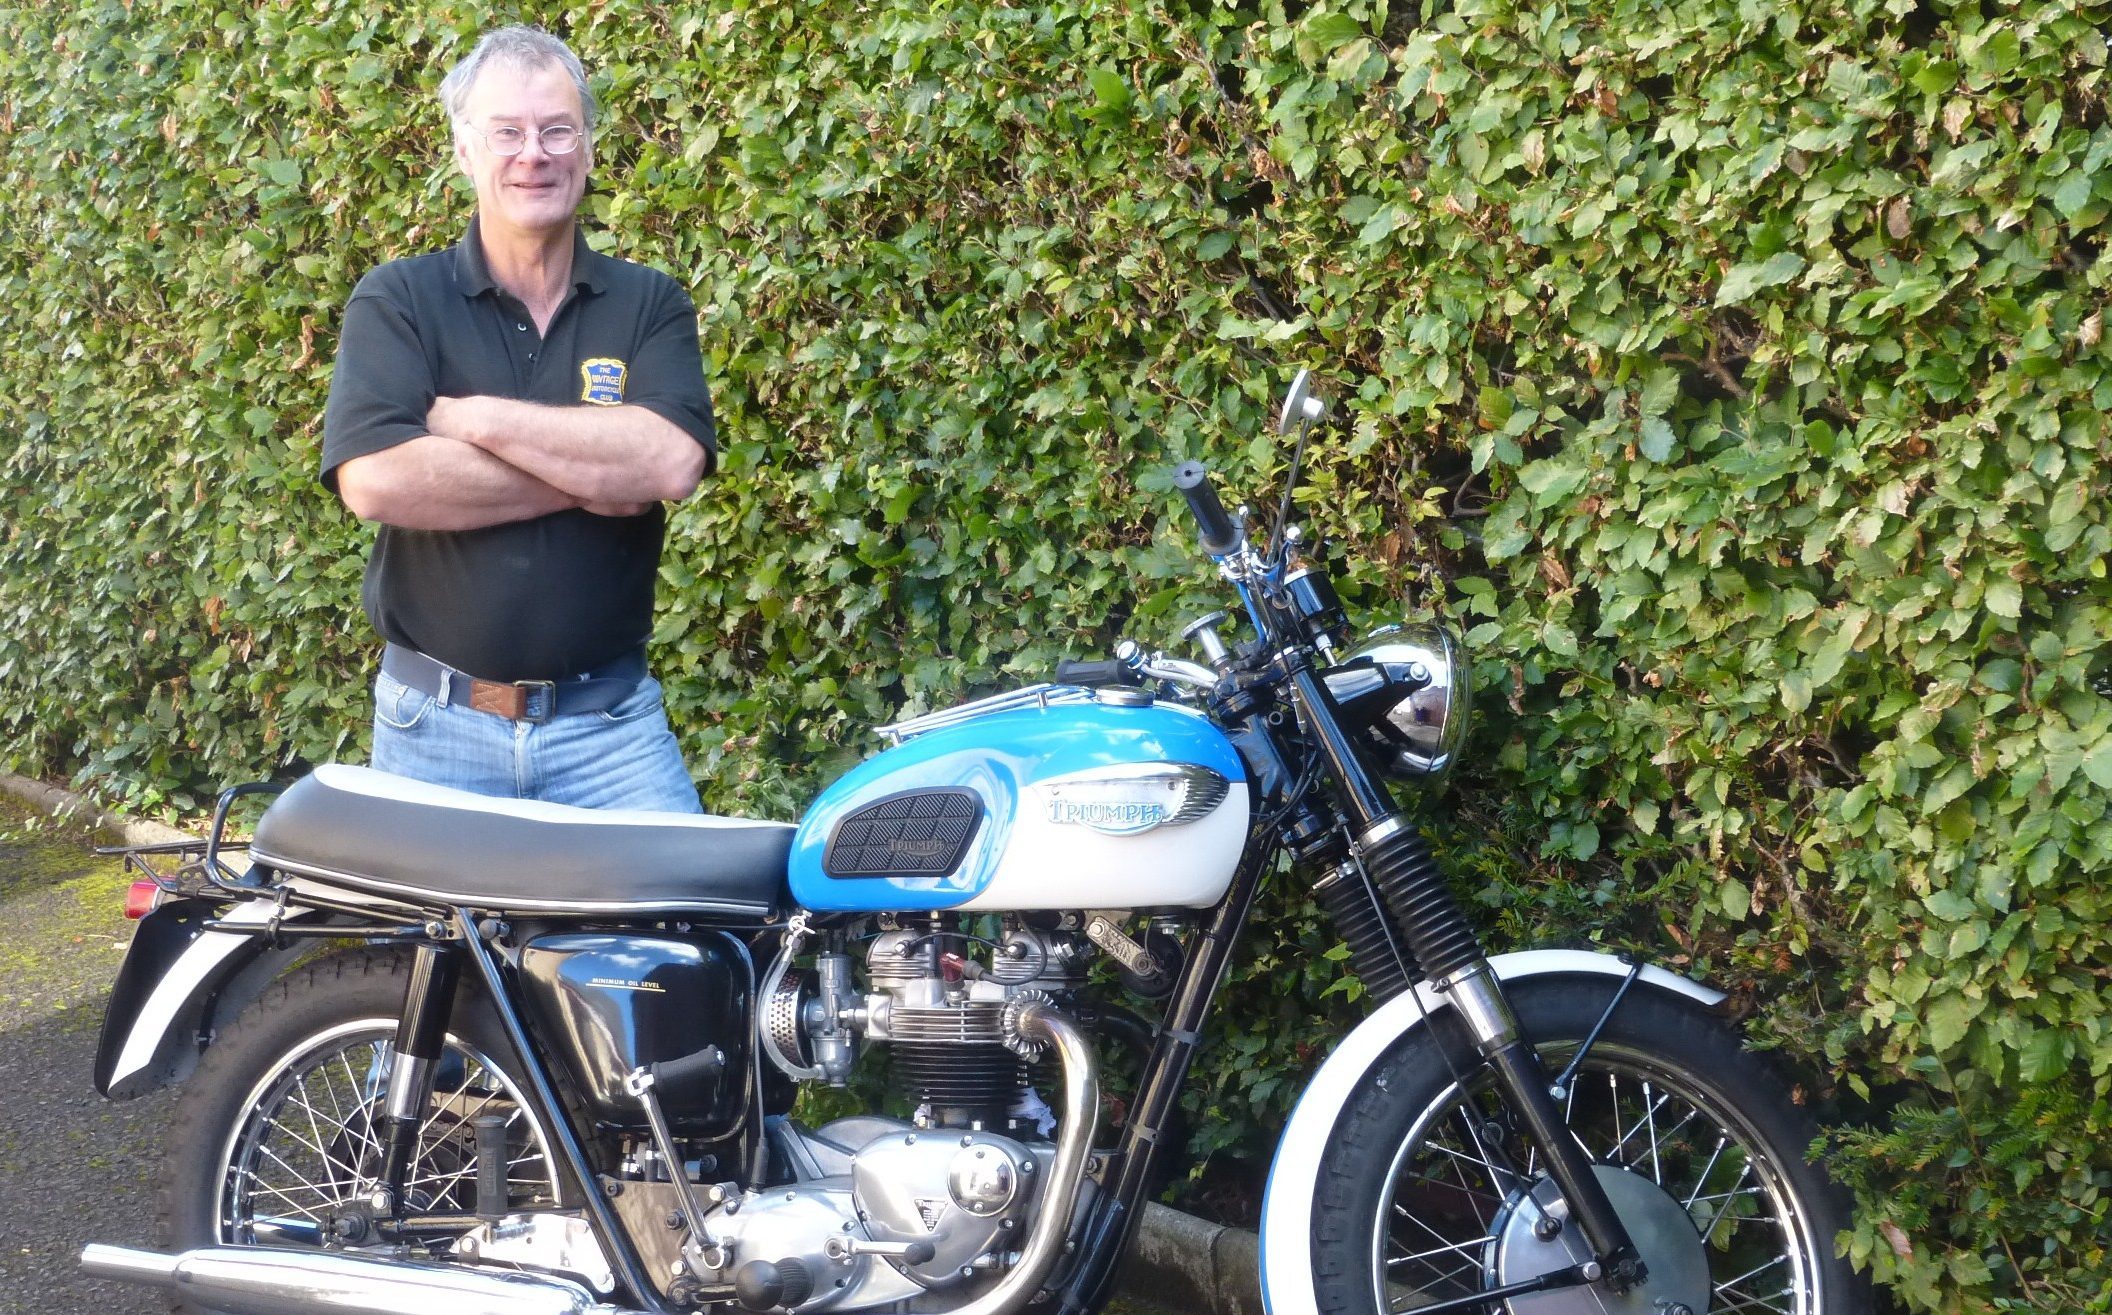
left=321, top=217, right=715, bottom=682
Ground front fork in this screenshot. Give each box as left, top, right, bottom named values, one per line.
left=1432, top=960, right=1647, bottom=1289
left=1357, top=813, right=1647, bottom=1289
left=1284, top=662, right=1647, bottom=1288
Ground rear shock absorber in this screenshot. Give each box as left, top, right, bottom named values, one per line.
left=1358, top=817, right=1481, bottom=983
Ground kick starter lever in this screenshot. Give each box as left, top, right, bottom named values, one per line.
left=624, top=1066, right=723, bottom=1265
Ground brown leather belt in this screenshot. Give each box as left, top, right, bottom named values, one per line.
left=380, top=644, right=645, bottom=723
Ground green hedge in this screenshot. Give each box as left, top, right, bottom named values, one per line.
left=5, top=0, right=2110, bottom=1307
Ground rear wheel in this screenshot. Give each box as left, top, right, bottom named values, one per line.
left=1311, top=977, right=1870, bottom=1315
left=158, top=948, right=566, bottom=1307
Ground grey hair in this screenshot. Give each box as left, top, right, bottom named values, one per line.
left=440, top=25, right=598, bottom=138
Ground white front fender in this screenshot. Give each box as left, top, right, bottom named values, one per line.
left=1257, top=950, right=1723, bottom=1314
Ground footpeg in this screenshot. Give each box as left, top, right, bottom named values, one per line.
left=474, top=1113, right=508, bottom=1221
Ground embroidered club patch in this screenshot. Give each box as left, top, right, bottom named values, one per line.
left=580, top=358, right=627, bottom=406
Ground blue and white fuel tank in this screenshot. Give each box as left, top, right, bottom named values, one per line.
left=788, top=687, right=1250, bottom=913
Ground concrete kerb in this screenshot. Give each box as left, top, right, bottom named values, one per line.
left=0, top=772, right=194, bottom=847
left=1117, top=1201, right=1264, bottom=1315
left=0, top=770, right=1264, bottom=1315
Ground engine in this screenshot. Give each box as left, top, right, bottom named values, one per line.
left=616, top=915, right=1106, bottom=1312
left=763, top=916, right=1095, bottom=1128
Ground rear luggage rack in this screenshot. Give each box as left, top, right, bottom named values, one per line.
left=96, top=780, right=284, bottom=898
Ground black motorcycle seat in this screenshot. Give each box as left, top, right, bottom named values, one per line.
left=249, top=765, right=791, bottom=916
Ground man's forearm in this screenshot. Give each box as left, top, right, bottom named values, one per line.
left=428, top=395, right=706, bottom=504
left=335, top=435, right=581, bottom=530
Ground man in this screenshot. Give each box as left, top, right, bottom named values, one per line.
left=322, top=25, right=712, bottom=812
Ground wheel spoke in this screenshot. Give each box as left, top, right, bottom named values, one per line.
left=1685, top=1135, right=1730, bottom=1209
left=1385, top=1233, right=1498, bottom=1270
left=336, top=1050, right=385, bottom=1176
left=289, top=1080, right=363, bottom=1182
left=241, top=1156, right=346, bottom=1212
left=1604, top=1084, right=1676, bottom=1171
left=1714, top=1251, right=1791, bottom=1295
left=1360, top=1032, right=1819, bottom=1315
left=1714, top=1265, right=1798, bottom=1315
left=273, top=1081, right=371, bottom=1185
left=219, top=1020, right=557, bottom=1250
left=1694, top=1165, right=1763, bottom=1239
left=1391, top=1199, right=1495, bottom=1256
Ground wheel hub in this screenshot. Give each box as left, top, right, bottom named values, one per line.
left=1488, top=1164, right=1711, bottom=1315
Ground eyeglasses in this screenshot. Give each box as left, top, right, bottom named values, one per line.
left=463, top=123, right=583, bottom=157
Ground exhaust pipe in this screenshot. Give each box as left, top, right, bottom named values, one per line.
left=84, top=1003, right=1101, bottom=1315
left=80, top=1243, right=642, bottom=1315
left=941, top=1001, right=1101, bottom=1315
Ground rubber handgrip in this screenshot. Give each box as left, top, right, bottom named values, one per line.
left=1171, top=461, right=1241, bottom=556
left=1055, top=658, right=1138, bottom=687
left=902, top=1240, right=937, bottom=1265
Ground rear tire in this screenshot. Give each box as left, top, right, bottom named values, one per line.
left=157, top=947, right=566, bottom=1312
left=1310, top=976, right=1870, bottom=1314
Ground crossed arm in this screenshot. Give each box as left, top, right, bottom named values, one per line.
left=334, top=396, right=708, bottom=531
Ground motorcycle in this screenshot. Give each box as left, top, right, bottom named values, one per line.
left=81, top=372, right=1866, bottom=1315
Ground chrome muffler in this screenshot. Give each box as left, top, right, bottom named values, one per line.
left=82, top=1004, right=1102, bottom=1315
left=79, top=1242, right=641, bottom=1315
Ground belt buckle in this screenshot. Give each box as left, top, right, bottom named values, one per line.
left=513, top=679, right=557, bottom=724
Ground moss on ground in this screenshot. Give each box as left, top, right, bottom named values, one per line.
left=0, top=794, right=136, bottom=1029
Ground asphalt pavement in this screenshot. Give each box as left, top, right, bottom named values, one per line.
left=0, top=797, right=169, bottom=1315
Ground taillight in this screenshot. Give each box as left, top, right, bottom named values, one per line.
left=123, top=879, right=166, bottom=920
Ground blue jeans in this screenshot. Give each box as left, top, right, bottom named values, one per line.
left=369, top=670, right=703, bottom=812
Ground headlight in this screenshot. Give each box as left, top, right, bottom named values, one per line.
left=1321, top=623, right=1472, bottom=781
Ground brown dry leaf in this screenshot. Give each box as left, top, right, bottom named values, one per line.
left=2080, top=310, right=2103, bottom=349
left=1878, top=1220, right=1915, bottom=1261
left=1886, top=197, right=1911, bottom=240
left=1943, top=98, right=1972, bottom=140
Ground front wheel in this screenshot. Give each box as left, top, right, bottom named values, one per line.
left=1310, top=976, right=1870, bottom=1315
left=158, top=947, right=568, bottom=1310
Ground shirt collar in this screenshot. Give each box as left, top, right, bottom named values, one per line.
left=453, top=214, right=607, bottom=299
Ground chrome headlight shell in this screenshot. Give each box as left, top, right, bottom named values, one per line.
left=1321, top=623, right=1473, bottom=781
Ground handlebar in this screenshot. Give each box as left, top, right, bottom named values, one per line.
left=1054, top=658, right=1138, bottom=688
left=1172, top=461, right=1243, bottom=557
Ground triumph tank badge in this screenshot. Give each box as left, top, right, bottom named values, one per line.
left=1035, top=764, right=1230, bottom=836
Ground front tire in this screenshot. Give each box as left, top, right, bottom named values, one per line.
left=1310, top=976, right=1869, bottom=1315
left=158, top=947, right=566, bottom=1309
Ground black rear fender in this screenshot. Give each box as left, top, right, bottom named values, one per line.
left=93, top=897, right=329, bottom=1098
